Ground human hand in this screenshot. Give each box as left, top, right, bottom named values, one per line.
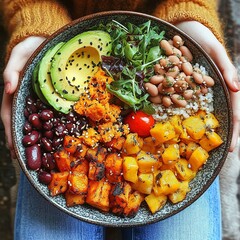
left=1, top=36, right=46, bottom=158
left=175, top=21, right=240, bottom=152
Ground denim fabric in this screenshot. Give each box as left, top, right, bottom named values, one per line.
left=14, top=173, right=221, bottom=240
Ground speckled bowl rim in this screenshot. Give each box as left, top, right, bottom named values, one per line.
left=12, top=11, right=233, bottom=227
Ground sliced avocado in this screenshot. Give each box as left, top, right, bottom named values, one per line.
left=32, top=63, right=49, bottom=105
left=38, top=42, right=75, bottom=113
left=50, top=30, right=112, bottom=101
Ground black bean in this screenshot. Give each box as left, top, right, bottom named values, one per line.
left=25, top=144, right=42, bottom=170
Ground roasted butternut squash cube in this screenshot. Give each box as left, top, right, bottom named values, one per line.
left=188, top=146, right=209, bottom=171
left=174, top=159, right=196, bottom=181
left=185, top=141, right=199, bottom=159
left=204, top=113, right=220, bottom=129
left=54, top=148, right=71, bottom=172
left=179, top=142, right=187, bottom=158
left=137, top=150, right=159, bottom=173
left=150, top=122, right=176, bottom=143
left=153, top=170, right=180, bottom=196
left=169, top=115, right=184, bottom=135
left=105, top=153, right=123, bottom=183
left=182, top=116, right=206, bottom=140
left=199, top=131, right=223, bottom=152
left=142, top=137, right=157, bottom=154
left=123, top=156, right=139, bottom=183
left=131, top=173, right=154, bottom=195
left=110, top=182, right=132, bottom=215
left=105, top=137, right=125, bottom=150
left=86, top=179, right=111, bottom=212
left=123, top=133, right=143, bottom=155
left=161, top=144, right=180, bottom=164
left=68, top=172, right=88, bottom=195
left=65, top=189, right=85, bottom=207
left=168, top=181, right=190, bottom=204
left=145, top=192, right=167, bottom=214
left=180, top=127, right=197, bottom=144
left=123, top=191, right=144, bottom=217
left=48, top=171, right=69, bottom=196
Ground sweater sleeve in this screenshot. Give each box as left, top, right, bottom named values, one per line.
left=152, top=0, right=224, bottom=44
left=2, top=0, right=72, bottom=60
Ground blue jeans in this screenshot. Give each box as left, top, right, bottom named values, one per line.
left=14, top=173, right=221, bottom=240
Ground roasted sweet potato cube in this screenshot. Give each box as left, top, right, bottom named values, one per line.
left=86, top=179, right=111, bottom=212
left=48, top=171, right=69, bottom=196
left=88, top=161, right=105, bottom=181
left=65, top=189, right=86, bottom=207
left=168, top=181, right=190, bottom=204
left=153, top=170, right=180, bottom=196
left=105, top=137, right=126, bottom=150
left=85, top=146, right=107, bottom=163
left=123, top=191, right=144, bottom=217
left=199, top=131, right=223, bottom=152
left=74, top=143, right=88, bottom=159
left=54, top=148, right=71, bottom=172
left=110, top=182, right=132, bottom=215
left=63, top=135, right=82, bottom=154
left=72, top=158, right=89, bottom=174
left=68, top=172, right=88, bottom=195
left=105, top=153, right=123, bottom=183
left=145, top=192, right=167, bottom=214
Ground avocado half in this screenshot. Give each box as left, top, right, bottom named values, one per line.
left=37, top=42, right=75, bottom=113
left=50, top=30, right=112, bottom=101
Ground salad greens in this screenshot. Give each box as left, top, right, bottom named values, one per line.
left=98, top=20, right=165, bottom=114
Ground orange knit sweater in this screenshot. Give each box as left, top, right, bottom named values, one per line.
left=2, top=0, right=223, bottom=60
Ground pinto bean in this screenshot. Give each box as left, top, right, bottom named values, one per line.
left=162, top=76, right=175, bottom=88
left=150, top=75, right=164, bottom=85
left=171, top=94, right=187, bottom=107
left=168, top=55, right=180, bottom=66
left=165, top=65, right=180, bottom=78
left=200, top=85, right=209, bottom=94
left=173, top=35, right=184, bottom=48
left=172, top=47, right=182, bottom=57
left=145, top=82, right=159, bottom=97
left=176, top=72, right=186, bottom=81
left=203, top=75, right=215, bottom=87
left=160, top=39, right=174, bottom=56
left=174, top=80, right=188, bottom=93
left=180, top=46, right=193, bottom=62
left=158, top=84, right=175, bottom=95
left=183, top=89, right=194, bottom=100
left=192, top=72, right=203, bottom=84
left=162, top=96, right=173, bottom=107
left=149, top=95, right=162, bottom=104
left=154, top=63, right=166, bottom=75
left=182, top=62, right=193, bottom=76
left=185, top=76, right=196, bottom=89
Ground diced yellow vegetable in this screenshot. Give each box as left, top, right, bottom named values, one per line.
left=199, top=131, right=223, bottom=152
left=180, top=127, right=198, bottom=144
left=161, top=144, right=180, bottom=164
left=182, top=116, right=206, bottom=140
left=168, top=181, right=190, bottom=204
left=195, top=109, right=206, bottom=119
left=179, top=142, right=187, bottom=158
left=150, top=122, right=176, bottom=144
left=137, top=150, right=159, bottom=173
left=185, top=141, right=199, bottom=159
left=174, top=158, right=196, bottom=181
left=145, top=193, right=167, bottom=214
left=122, top=133, right=143, bottom=155
left=153, top=170, right=180, bottom=196
left=131, top=173, right=153, bottom=195
left=123, top=156, right=139, bottom=183
left=188, top=146, right=209, bottom=171
left=142, top=137, right=158, bottom=154
left=169, top=115, right=184, bottom=134
left=204, top=113, right=220, bottom=129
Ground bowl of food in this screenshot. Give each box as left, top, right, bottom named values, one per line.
left=12, top=11, right=232, bottom=226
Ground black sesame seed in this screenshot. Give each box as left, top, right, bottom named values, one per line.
left=58, top=68, right=61, bottom=72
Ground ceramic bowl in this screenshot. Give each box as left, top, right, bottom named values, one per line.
left=12, top=11, right=232, bottom=227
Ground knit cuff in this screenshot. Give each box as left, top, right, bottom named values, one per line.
left=5, top=1, right=72, bottom=61
left=153, top=0, right=224, bottom=44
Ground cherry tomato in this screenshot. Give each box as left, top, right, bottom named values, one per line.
left=124, top=111, right=155, bottom=137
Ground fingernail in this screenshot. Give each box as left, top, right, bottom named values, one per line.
left=5, top=82, right=11, bottom=94
left=233, top=79, right=240, bottom=91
